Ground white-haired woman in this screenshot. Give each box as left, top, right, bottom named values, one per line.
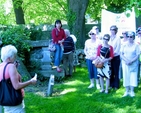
left=121, top=31, right=140, bottom=97
left=63, top=29, right=75, bottom=77
left=0, top=45, right=37, bottom=113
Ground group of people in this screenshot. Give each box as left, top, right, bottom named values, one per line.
left=0, top=19, right=141, bottom=112
left=84, top=25, right=141, bottom=97
left=51, top=19, right=141, bottom=97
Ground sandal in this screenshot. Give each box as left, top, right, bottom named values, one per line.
left=57, top=68, right=62, bottom=72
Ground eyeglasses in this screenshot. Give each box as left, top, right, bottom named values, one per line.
left=89, top=33, right=95, bottom=35
left=110, top=29, right=115, bottom=31
left=103, top=38, right=109, bottom=41
left=127, top=36, right=133, bottom=38
left=122, top=33, right=126, bottom=35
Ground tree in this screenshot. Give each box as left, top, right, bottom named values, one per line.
left=12, top=0, right=25, bottom=24
left=67, top=0, right=89, bottom=47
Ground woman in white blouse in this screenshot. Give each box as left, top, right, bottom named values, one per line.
left=84, top=29, right=100, bottom=89
left=120, top=31, right=140, bottom=97
left=109, top=25, right=121, bottom=90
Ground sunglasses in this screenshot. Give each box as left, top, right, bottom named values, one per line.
left=110, top=29, right=115, bottom=31
left=89, top=33, right=95, bottom=35
left=103, top=38, right=109, bottom=41
left=127, top=36, right=133, bottom=38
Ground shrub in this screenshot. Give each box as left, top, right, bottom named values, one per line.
left=1, top=25, right=31, bottom=63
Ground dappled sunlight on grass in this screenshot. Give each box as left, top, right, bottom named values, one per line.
left=84, top=93, right=93, bottom=97
left=35, top=91, right=46, bottom=97
left=60, top=88, right=77, bottom=95
left=64, top=79, right=86, bottom=86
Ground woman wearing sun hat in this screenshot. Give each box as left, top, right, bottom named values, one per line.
left=84, top=29, right=101, bottom=89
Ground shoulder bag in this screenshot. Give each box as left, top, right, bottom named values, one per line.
left=48, top=39, right=56, bottom=52
left=93, top=48, right=109, bottom=68
left=0, top=62, right=23, bottom=106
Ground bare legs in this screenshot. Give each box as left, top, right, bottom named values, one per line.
left=99, top=76, right=109, bottom=93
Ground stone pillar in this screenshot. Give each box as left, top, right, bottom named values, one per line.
left=47, top=75, right=54, bottom=96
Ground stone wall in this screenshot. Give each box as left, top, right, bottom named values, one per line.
left=17, top=40, right=86, bottom=79
left=27, top=40, right=65, bottom=78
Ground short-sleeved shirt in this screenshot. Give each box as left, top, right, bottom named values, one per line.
left=120, top=42, right=140, bottom=64
left=84, top=39, right=100, bottom=59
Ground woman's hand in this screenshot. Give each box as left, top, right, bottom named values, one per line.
left=30, top=73, right=37, bottom=84
left=58, top=39, right=64, bottom=44
left=102, top=59, right=107, bottom=63
left=125, top=60, right=132, bottom=65
left=90, top=56, right=96, bottom=60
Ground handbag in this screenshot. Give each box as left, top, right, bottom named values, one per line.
left=93, top=47, right=109, bottom=68
left=0, top=62, right=23, bottom=106
left=93, top=56, right=104, bottom=68
left=48, top=39, right=56, bottom=52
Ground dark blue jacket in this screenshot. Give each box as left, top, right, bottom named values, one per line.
left=63, top=36, right=75, bottom=53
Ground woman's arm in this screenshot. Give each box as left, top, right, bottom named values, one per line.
left=130, top=55, right=139, bottom=63
left=130, top=45, right=140, bottom=63
left=9, top=64, right=36, bottom=90
left=120, top=52, right=129, bottom=62
left=52, top=29, right=58, bottom=43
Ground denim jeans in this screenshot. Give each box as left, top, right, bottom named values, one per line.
left=54, top=44, right=63, bottom=66
left=86, top=59, right=98, bottom=79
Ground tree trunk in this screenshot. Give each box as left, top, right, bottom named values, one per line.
left=136, top=15, right=141, bottom=29
left=67, top=0, right=89, bottom=48
left=12, top=0, right=25, bottom=24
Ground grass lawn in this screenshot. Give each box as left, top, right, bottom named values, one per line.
left=25, top=67, right=141, bottom=113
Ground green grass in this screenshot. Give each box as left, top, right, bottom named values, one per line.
left=25, top=67, right=141, bottom=113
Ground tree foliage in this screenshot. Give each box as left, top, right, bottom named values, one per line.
left=0, top=0, right=141, bottom=47
left=0, top=0, right=141, bottom=25
left=1, top=25, right=31, bottom=62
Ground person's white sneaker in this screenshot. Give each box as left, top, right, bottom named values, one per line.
left=96, top=84, right=100, bottom=89
left=52, top=66, right=57, bottom=69
left=122, top=92, right=129, bottom=97
left=129, top=91, right=135, bottom=97
left=88, top=84, right=94, bottom=88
